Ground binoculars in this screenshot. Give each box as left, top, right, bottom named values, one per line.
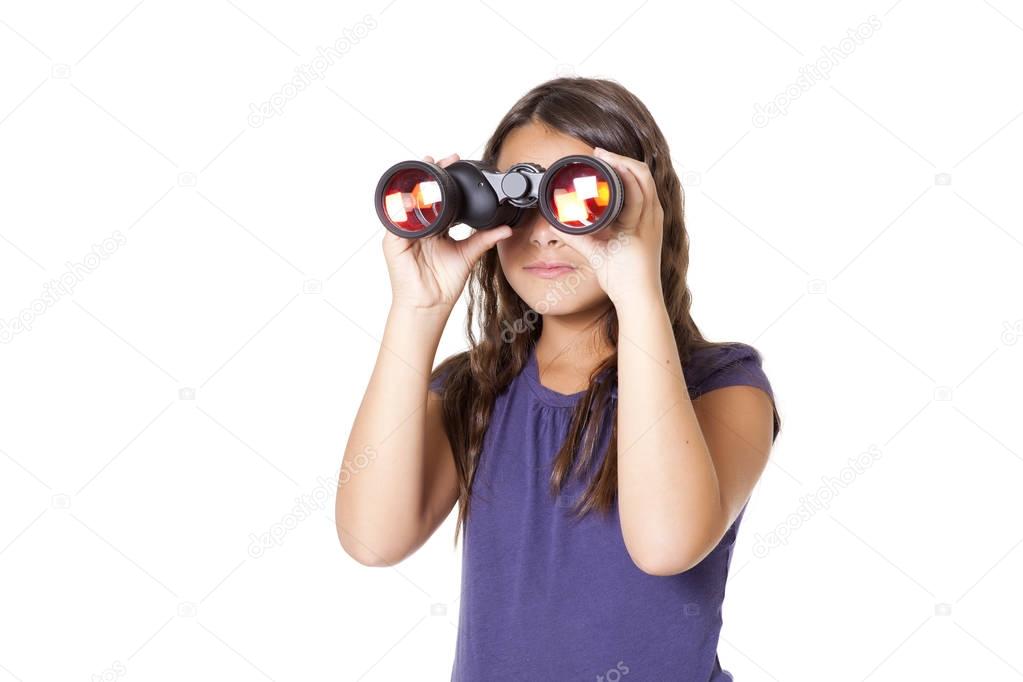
left=374, top=154, right=624, bottom=238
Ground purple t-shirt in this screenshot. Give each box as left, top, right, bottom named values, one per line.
left=431, top=342, right=776, bottom=680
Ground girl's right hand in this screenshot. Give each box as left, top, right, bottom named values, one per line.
left=382, top=153, right=514, bottom=312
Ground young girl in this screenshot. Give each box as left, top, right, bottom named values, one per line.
left=338, top=77, right=781, bottom=681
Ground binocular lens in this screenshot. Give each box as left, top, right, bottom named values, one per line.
left=380, top=167, right=446, bottom=233
left=545, top=161, right=614, bottom=231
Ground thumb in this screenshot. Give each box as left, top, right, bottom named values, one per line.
left=459, top=225, right=513, bottom=264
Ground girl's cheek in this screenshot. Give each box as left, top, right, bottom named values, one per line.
left=495, top=242, right=510, bottom=270
left=496, top=233, right=526, bottom=268
left=496, top=234, right=516, bottom=258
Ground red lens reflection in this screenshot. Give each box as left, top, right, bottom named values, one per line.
left=545, top=162, right=612, bottom=230
left=381, top=168, right=444, bottom=232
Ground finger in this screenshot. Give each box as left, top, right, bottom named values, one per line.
left=594, top=148, right=654, bottom=221
left=438, top=152, right=460, bottom=169
left=381, top=229, right=413, bottom=257
left=594, top=147, right=656, bottom=205
left=603, top=154, right=645, bottom=229
left=423, top=155, right=435, bottom=164
left=623, top=163, right=655, bottom=224
left=458, top=225, right=513, bottom=264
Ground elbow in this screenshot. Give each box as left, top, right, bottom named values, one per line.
left=337, top=526, right=406, bottom=567
left=345, top=549, right=402, bottom=568
left=630, top=549, right=700, bottom=577
left=624, top=532, right=715, bottom=577
left=334, top=485, right=422, bottom=567
left=335, top=489, right=404, bottom=567
left=622, top=513, right=725, bottom=576
left=335, top=504, right=412, bottom=567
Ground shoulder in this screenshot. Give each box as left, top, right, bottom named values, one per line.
left=687, top=342, right=780, bottom=441
left=429, top=351, right=476, bottom=395
left=429, top=353, right=462, bottom=394
left=685, top=342, right=773, bottom=402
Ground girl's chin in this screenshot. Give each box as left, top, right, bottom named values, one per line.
left=524, top=294, right=607, bottom=317
left=505, top=278, right=607, bottom=316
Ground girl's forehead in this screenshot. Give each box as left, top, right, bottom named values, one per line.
left=496, top=126, right=593, bottom=171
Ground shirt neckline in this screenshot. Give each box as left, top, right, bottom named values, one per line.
left=523, top=346, right=588, bottom=407
left=524, top=346, right=618, bottom=408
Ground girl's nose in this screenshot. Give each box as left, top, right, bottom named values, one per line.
left=525, top=211, right=562, bottom=248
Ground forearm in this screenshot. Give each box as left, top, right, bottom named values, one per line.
left=615, top=290, right=723, bottom=574
left=338, top=304, right=449, bottom=559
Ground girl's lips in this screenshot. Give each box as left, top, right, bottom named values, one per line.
left=524, top=265, right=577, bottom=279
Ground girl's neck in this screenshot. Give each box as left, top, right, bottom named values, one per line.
left=534, top=302, right=615, bottom=375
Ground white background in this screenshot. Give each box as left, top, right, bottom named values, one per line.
left=2, top=1, right=1022, bottom=680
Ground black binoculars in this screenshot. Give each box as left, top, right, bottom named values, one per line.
left=374, top=154, right=624, bottom=238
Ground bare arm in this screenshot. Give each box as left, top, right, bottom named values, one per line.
left=335, top=152, right=513, bottom=566
left=616, top=302, right=774, bottom=576
left=336, top=305, right=457, bottom=566
left=554, top=146, right=775, bottom=576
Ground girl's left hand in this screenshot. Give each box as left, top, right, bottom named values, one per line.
left=557, top=146, right=665, bottom=307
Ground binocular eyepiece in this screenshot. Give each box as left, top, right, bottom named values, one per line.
left=374, top=154, right=624, bottom=238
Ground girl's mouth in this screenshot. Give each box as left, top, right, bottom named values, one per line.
left=524, top=263, right=577, bottom=279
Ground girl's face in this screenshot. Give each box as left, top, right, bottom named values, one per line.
left=495, top=121, right=611, bottom=317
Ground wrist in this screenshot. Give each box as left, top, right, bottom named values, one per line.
left=389, top=299, right=455, bottom=320
left=386, top=303, right=453, bottom=346
left=608, top=275, right=664, bottom=310
left=382, top=304, right=450, bottom=369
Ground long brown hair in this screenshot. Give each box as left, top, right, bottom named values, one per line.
left=432, top=77, right=782, bottom=545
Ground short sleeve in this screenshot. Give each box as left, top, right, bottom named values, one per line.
left=688, top=343, right=774, bottom=402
